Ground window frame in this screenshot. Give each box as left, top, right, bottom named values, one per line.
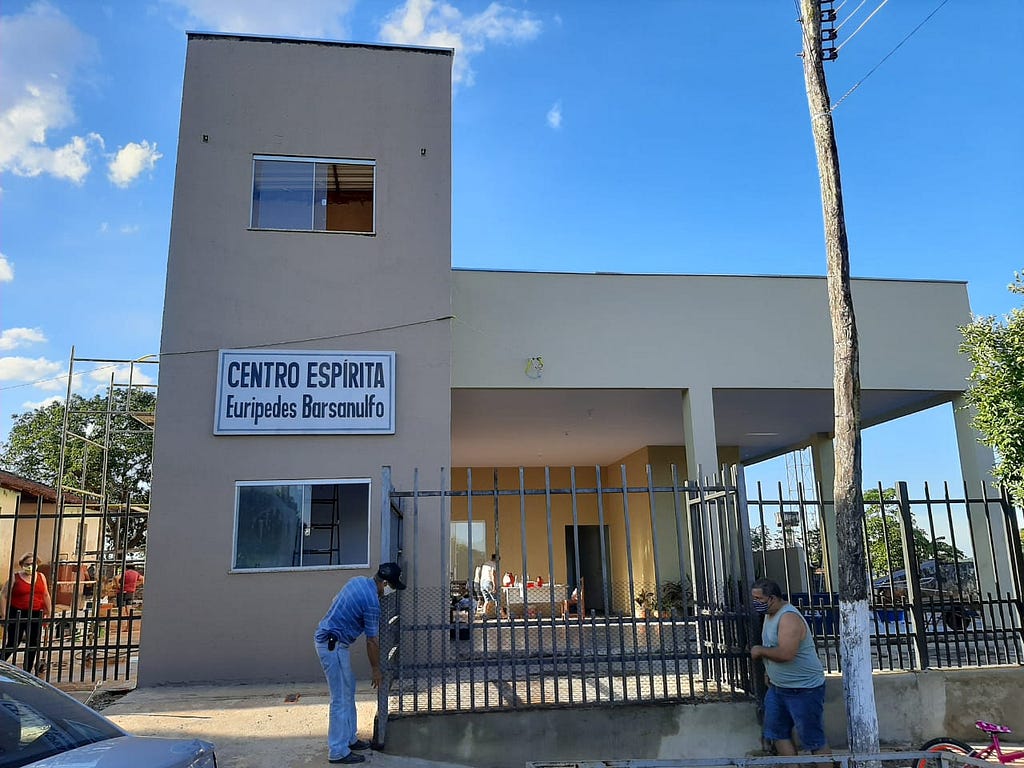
left=230, top=477, right=371, bottom=574
left=249, top=154, right=376, bottom=235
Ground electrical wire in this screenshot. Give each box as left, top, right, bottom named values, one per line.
left=0, top=314, right=454, bottom=392
left=830, top=0, right=952, bottom=112
left=835, top=0, right=869, bottom=31
left=835, top=0, right=891, bottom=53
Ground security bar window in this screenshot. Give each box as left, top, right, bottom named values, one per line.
left=232, top=479, right=370, bottom=571
left=251, top=156, right=375, bottom=233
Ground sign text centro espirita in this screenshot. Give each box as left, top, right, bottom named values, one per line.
left=214, top=349, right=396, bottom=435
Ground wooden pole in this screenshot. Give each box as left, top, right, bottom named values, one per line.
left=797, top=0, right=880, bottom=756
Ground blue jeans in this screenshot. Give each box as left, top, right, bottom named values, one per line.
left=763, top=683, right=827, bottom=751
left=481, top=583, right=496, bottom=604
left=315, top=639, right=356, bottom=760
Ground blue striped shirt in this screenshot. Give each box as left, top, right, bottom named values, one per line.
left=314, top=576, right=380, bottom=646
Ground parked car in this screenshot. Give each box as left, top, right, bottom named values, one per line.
left=0, top=661, right=216, bottom=767
left=873, top=558, right=978, bottom=601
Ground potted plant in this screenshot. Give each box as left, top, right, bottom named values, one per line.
left=659, top=578, right=693, bottom=617
left=634, top=589, right=657, bottom=618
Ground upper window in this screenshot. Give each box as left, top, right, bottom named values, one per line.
left=233, top=479, right=370, bottom=571
left=251, top=156, right=375, bottom=234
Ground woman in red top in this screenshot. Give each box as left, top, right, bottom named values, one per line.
left=1, top=552, right=52, bottom=673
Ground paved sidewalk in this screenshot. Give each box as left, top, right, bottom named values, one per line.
left=100, top=682, right=476, bottom=768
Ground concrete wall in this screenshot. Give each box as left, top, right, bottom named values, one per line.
left=386, top=667, right=1024, bottom=767
left=452, top=271, right=972, bottom=391
left=144, top=35, right=452, bottom=684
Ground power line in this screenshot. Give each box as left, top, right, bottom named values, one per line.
left=835, top=0, right=869, bottom=32
left=830, top=0, right=952, bottom=112
left=0, top=314, right=454, bottom=393
left=835, top=0, right=891, bottom=53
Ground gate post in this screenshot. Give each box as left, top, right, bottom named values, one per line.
left=375, top=465, right=394, bottom=749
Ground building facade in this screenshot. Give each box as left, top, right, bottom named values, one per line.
left=143, top=32, right=996, bottom=685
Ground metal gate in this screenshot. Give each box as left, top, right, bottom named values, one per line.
left=377, top=466, right=757, bottom=717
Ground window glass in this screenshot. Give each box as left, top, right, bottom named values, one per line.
left=0, top=672, right=121, bottom=767
left=450, top=521, right=487, bottom=582
left=234, top=480, right=370, bottom=571
left=251, top=156, right=374, bottom=233
left=251, top=159, right=314, bottom=230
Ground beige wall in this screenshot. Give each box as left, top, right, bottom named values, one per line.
left=0, top=490, right=75, bottom=580
left=452, top=271, right=972, bottom=391
left=144, top=35, right=453, bottom=684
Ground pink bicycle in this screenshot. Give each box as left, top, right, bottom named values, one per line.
left=918, top=721, right=1024, bottom=768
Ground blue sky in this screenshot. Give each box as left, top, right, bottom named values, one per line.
left=1, top=0, right=1021, bottom=492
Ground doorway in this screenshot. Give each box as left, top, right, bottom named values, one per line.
left=565, top=525, right=612, bottom=615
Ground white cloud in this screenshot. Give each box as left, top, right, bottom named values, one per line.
left=0, top=327, right=47, bottom=351
left=119, top=224, right=140, bottom=235
left=0, top=253, right=12, bottom=282
left=107, top=140, right=162, bottom=187
left=99, top=222, right=109, bottom=233
left=0, top=355, right=63, bottom=384
left=380, top=0, right=541, bottom=86
left=0, top=3, right=102, bottom=183
left=20, top=395, right=63, bottom=412
left=546, top=100, right=562, bottom=129
left=163, top=0, right=356, bottom=39
left=87, top=364, right=156, bottom=387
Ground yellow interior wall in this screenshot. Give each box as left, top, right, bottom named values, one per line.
left=451, top=444, right=736, bottom=615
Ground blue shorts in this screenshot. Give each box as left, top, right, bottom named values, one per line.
left=763, top=683, right=827, bottom=751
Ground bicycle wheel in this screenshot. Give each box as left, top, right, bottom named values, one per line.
left=917, top=737, right=978, bottom=768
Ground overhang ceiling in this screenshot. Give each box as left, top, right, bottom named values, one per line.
left=451, top=388, right=956, bottom=468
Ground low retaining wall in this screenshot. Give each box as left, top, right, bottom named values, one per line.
left=384, top=666, right=1024, bottom=768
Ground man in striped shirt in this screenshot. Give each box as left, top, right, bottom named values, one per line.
left=314, top=563, right=406, bottom=764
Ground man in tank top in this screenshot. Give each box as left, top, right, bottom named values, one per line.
left=749, top=578, right=831, bottom=758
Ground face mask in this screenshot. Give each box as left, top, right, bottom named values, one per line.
left=382, top=585, right=395, bottom=597
left=752, top=599, right=770, bottom=614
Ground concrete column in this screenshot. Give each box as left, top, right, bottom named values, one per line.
left=810, top=432, right=839, bottom=593
left=952, top=395, right=1013, bottom=595
left=681, top=386, right=721, bottom=483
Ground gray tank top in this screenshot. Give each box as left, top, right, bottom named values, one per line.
left=761, top=603, right=825, bottom=688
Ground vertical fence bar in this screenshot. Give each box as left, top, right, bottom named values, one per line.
left=620, top=464, right=641, bottom=701
left=595, top=466, right=615, bottom=703
left=518, top=467, right=532, bottom=706
left=645, top=464, right=667, bottom=698
left=895, top=481, right=929, bottom=669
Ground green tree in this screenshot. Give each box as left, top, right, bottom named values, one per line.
left=0, top=389, right=156, bottom=551
left=863, top=488, right=965, bottom=578
left=960, top=273, right=1024, bottom=504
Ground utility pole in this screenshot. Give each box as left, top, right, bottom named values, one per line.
left=797, top=0, right=880, bottom=758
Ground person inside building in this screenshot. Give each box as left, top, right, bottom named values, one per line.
left=749, top=578, right=830, bottom=759
left=314, top=563, right=406, bottom=764
left=0, top=553, right=53, bottom=674
left=478, top=553, right=498, bottom=617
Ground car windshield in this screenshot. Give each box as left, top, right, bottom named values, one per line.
left=0, top=668, right=122, bottom=768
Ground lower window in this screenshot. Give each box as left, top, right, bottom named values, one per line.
left=233, top=479, right=370, bottom=571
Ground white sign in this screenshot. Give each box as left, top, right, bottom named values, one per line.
left=214, top=349, right=395, bottom=435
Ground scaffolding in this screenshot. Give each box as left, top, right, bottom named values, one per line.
left=37, top=348, right=157, bottom=683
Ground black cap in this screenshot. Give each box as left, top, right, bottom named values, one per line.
left=377, top=562, right=406, bottom=590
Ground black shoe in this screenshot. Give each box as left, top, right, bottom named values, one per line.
left=329, top=753, right=365, bottom=764
left=349, top=739, right=372, bottom=751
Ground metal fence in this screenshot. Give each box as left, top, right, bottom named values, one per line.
left=0, top=352, right=154, bottom=687
left=381, top=467, right=758, bottom=718
left=380, top=468, right=1024, bottom=720
left=748, top=480, right=1024, bottom=672
left=1, top=493, right=146, bottom=685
